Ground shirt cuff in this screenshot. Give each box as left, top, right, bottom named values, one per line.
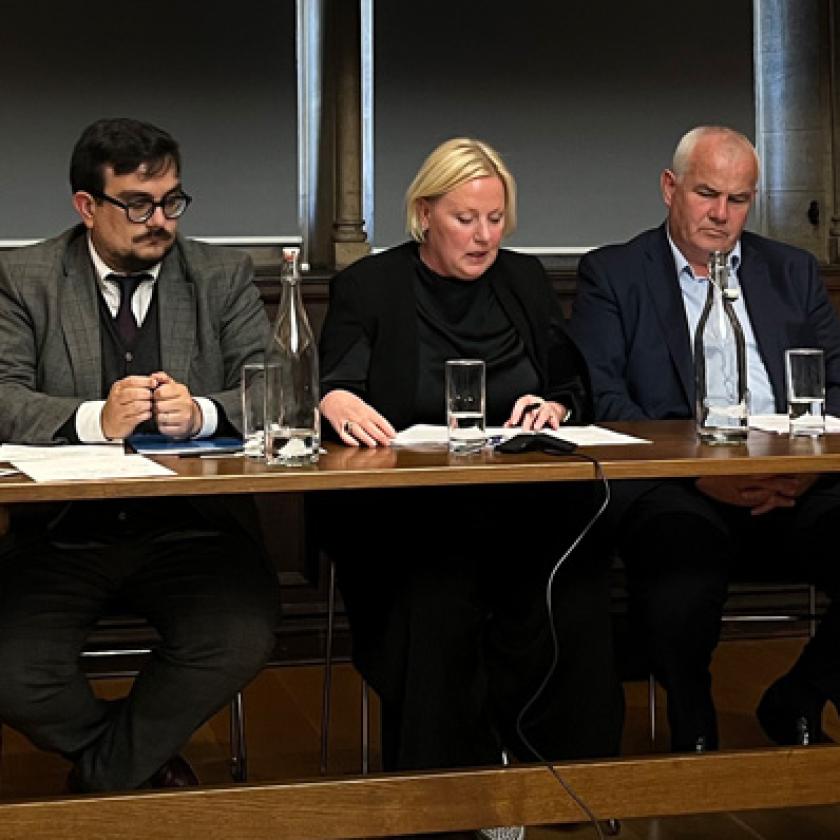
left=76, top=400, right=110, bottom=443
left=77, top=398, right=218, bottom=441
left=193, top=397, right=218, bottom=438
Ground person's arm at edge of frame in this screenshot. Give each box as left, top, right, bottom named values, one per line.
left=0, top=256, right=85, bottom=444
left=803, top=249, right=840, bottom=416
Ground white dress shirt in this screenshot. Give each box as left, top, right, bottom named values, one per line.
left=668, top=232, right=776, bottom=416
left=75, top=236, right=217, bottom=442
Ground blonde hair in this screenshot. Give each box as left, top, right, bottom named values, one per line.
left=405, top=137, right=517, bottom=242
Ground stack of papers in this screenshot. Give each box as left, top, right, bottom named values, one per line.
left=391, top=424, right=650, bottom=448
left=0, top=443, right=174, bottom=482
left=749, top=414, right=840, bottom=434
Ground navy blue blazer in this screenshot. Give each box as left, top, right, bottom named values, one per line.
left=568, top=225, right=840, bottom=421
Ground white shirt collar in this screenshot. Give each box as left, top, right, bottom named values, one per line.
left=666, top=227, right=741, bottom=281
left=86, top=233, right=162, bottom=284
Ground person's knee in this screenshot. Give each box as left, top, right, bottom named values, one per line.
left=218, top=610, right=277, bottom=676
left=623, top=520, right=729, bottom=636
left=0, top=636, right=75, bottom=717
left=161, top=599, right=278, bottom=680
left=639, top=574, right=725, bottom=636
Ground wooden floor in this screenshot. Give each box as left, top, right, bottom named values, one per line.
left=1, top=636, right=839, bottom=838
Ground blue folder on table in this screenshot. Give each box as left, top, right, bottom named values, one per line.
left=127, top=434, right=244, bottom=456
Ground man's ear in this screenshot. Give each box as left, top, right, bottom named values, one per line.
left=72, top=191, right=97, bottom=229
left=660, top=169, right=677, bottom=209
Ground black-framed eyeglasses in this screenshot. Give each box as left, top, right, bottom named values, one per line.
left=92, top=189, right=192, bottom=224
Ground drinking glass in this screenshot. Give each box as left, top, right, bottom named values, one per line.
left=240, top=363, right=267, bottom=457
left=445, top=360, right=486, bottom=454
left=785, top=348, right=825, bottom=437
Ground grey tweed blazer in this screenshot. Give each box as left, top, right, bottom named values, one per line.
left=0, top=225, right=269, bottom=443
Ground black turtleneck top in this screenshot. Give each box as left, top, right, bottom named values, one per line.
left=411, top=252, right=539, bottom=424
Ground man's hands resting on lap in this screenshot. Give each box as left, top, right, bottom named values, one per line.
left=695, top=474, right=819, bottom=516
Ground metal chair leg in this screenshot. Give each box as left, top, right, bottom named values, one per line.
left=361, top=679, right=370, bottom=774
left=648, top=673, right=657, bottom=746
left=320, top=556, right=337, bottom=775
left=229, top=690, right=247, bottom=782
left=809, top=583, right=817, bottom=638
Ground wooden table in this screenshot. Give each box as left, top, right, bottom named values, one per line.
left=3, top=419, right=840, bottom=503
left=2, top=419, right=840, bottom=839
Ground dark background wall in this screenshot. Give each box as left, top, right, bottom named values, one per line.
left=0, top=0, right=754, bottom=247
left=0, top=0, right=298, bottom=240
left=372, top=0, right=755, bottom=248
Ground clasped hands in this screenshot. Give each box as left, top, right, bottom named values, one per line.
left=101, top=372, right=202, bottom=440
left=321, top=390, right=568, bottom=448
left=695, top=473, right=819, bottom=516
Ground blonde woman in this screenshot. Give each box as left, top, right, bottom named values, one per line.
left=316, top=138, right=622, bottom=778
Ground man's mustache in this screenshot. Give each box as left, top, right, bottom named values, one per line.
left=133, top=230, right=172, bottom=244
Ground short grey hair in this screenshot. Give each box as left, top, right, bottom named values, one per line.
left=671, top=126, right=759, bottom=179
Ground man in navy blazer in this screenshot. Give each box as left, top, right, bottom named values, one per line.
left=570, top=126, right=840, bottom=751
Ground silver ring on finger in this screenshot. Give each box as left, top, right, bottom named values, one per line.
left=343, top=420, right=353, bottom=435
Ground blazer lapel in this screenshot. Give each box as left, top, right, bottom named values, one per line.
left=489, top=256, right=541, bottom=369
left=739, top=240, right=785, bottom=409
left=644, top=227, right=694, bottom=404
left=387, top=246, right=421, bottom=426
left=157, top=243, right=196, bottom=383
left=60, top=234, right=103, bottom=399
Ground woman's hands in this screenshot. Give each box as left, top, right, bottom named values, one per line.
left=320, top=389, right=396, bottom=448
left=504, top=395, right=569, bottom=431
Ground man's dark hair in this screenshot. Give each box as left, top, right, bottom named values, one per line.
left=70, top=117, right=181, bottom=195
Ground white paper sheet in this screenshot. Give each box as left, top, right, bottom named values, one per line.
left=749, top=414, right=840, bottom=434
left=12, top=454, right=174, bottom=482
left=391, top=424, right=650, bottom=448
left=0, top=443, right=124, bottom=461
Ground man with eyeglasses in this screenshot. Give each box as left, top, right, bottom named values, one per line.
left=0, top=118, right=279, bottom=791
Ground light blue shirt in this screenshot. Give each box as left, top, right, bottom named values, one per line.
left=668, top=234, right=776, bottom=415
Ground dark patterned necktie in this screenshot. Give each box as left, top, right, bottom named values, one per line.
left=109, top=273, right=150, bottom=345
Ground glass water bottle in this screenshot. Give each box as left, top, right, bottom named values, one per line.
left=264, top=247, right=320, bottom=465
left=694, top=250, right=748, bottom=445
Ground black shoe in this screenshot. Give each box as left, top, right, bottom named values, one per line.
left=142, top=755, right=200, bottom=788
left=66, top=754, right=199, bottom=792
left=757, top=676, right=830, bottom=746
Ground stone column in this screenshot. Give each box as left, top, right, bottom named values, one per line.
left=330, top=0, right=369, bottom=269
left=756, top=0, right=834, bottom=261
left=830, top=0, right=840, bottom=262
